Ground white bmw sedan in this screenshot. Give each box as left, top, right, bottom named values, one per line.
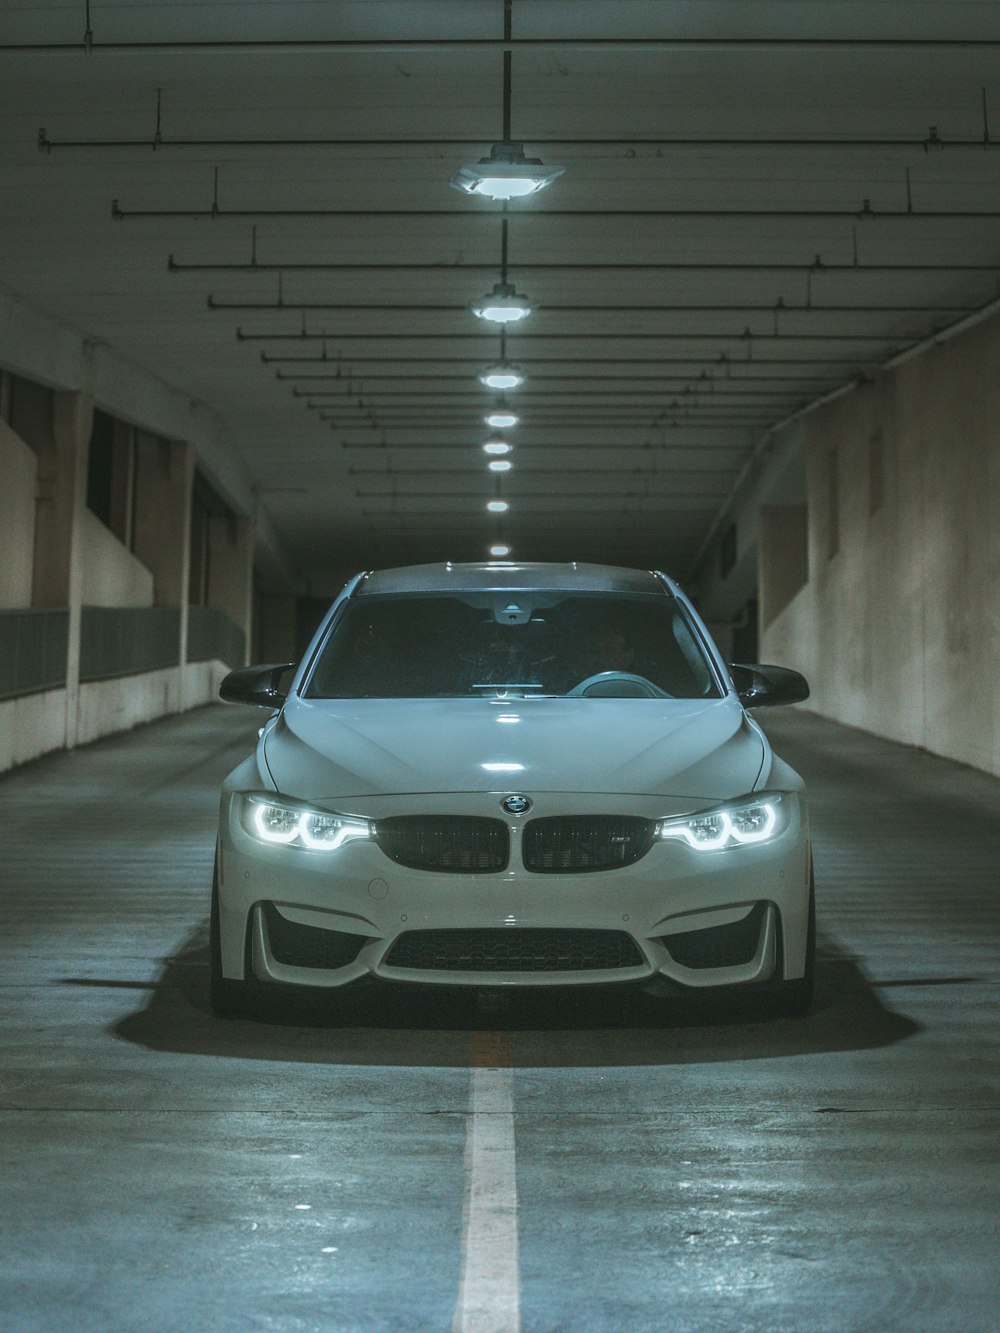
left=212, top=562, right=814, bottom=1019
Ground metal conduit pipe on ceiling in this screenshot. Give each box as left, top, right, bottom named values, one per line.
left=42, top=131, right=1000, bottom=152
left=118, top=205, right=1000, bottom=222
left=209, top=302, right=981, bottom=316
left=171, top=258, right=1000, bottom=273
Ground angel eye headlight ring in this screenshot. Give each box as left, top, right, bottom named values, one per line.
left=241, top=796, right=371, bottom=852
left=656, top=795, right=784, bottom=852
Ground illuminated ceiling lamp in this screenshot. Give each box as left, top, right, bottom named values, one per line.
left=488, top=459, right=513, bottom=473
left=450, top=4, right=563, bottom=204
left=485, top=401, right=519, bottom=429
left=471, top=279, right=532, bottom=325
left=450, top=140, right=564, bottom=201
left=487, top=499, right=509, bottom=513
left=479, top=327, right=524, bottom=390
left=482, top=436, right=512, bottom=455
left=471, top=199, right=534, bottom=324
left=479, top=361, right=524, bottom=390
left=490, top=544, right=512, bottom=558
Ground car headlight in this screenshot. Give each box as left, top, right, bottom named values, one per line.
left=239, top=795, right=371, bottom=852
left=656, top=794, right=786, bottom=852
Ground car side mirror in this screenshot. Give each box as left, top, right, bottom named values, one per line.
left=729, top=662, right=810, bottom=708
left=219, top=662, right=296, bottom=709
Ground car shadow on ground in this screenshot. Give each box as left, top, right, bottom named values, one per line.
left=99, top=920, right=923, bottom=1068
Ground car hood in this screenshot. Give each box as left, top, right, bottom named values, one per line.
left=262, top=696, right=765, bottom=801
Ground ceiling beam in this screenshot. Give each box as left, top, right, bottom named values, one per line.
left=348, top=466, right=736, bottom=477
left=235, top=329, right=895, bottom=357
left=211, top=298, right=980, bottom=315
left=235, top=330, right=888, bottom=358
left=282, top=378, right=844, bottom=390
left=293, top=387, right=811, bottom=399
left=17, top=36, right=1000, bottom=55
left=336, top=440, right=753, bottom=450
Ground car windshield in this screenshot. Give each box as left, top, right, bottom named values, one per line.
left=304, top=593, right=720, bottom=699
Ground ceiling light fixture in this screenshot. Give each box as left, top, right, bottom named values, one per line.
left=482, top=437, right=512, bottom=455
left=487, top=499, right=509, bottom=513
left=471, top=280, right=533, bottom=324
left=490, top=544, right=512, bottom=557
left=485, top=401, right=519, bottom=429
left=479, top=362, right=525, bottom=390
left=450, top=141, right=565, bottom=201
left=488, top=459, right=513, bottom=473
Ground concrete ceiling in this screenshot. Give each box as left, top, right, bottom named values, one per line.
left=2, top=2, right=999, bottom=583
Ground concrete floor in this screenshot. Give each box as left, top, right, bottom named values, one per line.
left=1, top=705, right=998, bottom=1332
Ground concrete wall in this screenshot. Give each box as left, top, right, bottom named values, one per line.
left=133, top=434, right=193, bottom=609
left=79, top=509, right=155, bottom=608
left=75, top=663, right=226, bottom=748
left=253, top=591, right=299, bottom=665
left=207, top=514, right=254, bottom=666
left=0, top=419, right=36, bottom=609
left=0, top=687, right=68, bottom=772
left=758, top=505, right=808, bottom=632
left=0, top=288, right=294, bottom=774
left=689, top=420, right=807, bottom=646
left=762, top=311, right=1000, bottom=778
left=0, top=664, right=233, bottom=770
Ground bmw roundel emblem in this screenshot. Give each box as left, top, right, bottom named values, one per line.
left=501, top=794, right=532, bottom=815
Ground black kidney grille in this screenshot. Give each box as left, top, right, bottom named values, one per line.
left=384, top=928, right=644, bottom=972
left=372, top=816, right=509, bottom=872
left=522, top=816, right=657, bottom=873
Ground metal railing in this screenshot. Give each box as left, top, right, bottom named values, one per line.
left=186, top=605, right=246, bottom=671
left=79, top=607, right=182, bottom=682
left=1, top=604, right=246, bottom=699
left=0, top=608, right=70, bottom=700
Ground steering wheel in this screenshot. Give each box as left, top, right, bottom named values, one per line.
left=566, top=671, right=671, bottom=698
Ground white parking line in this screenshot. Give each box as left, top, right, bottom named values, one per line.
left=453, top=1035, right=520, bottom=1333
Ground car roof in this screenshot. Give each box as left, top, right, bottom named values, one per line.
left=355, top=562, right=676, bottom=597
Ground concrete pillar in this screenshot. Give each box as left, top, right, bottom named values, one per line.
left=132, top=435, right=193, bottom=609
left=50, top=391, right=95, bottom=749
left=0, top=419, right=37, bottom=609
left=11, top=377, right=89, bottom=611
left=132, top=434, right=193, bottom=670
left=253, top=591, right=299, bottom=664
left=207, top=513, right=254, bottom=665
left=135, top=432, right=194, bottom=686
left=758, top=505, right=808, bottom=631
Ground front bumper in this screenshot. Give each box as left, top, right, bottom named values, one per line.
left=217, top=789, right=810, bottom=991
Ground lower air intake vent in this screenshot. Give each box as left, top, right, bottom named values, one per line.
left=659, top=902, right=767, bottom=969
left=263, top=902, right=370, bottom=969
left=373, top=816, right=509, bottom=872
left=384, top=928, right=644, bottom=972
left=522, top=816, right=656, bottom=872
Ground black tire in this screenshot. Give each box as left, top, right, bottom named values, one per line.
left=209, top=860, right=260, bottom=1020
